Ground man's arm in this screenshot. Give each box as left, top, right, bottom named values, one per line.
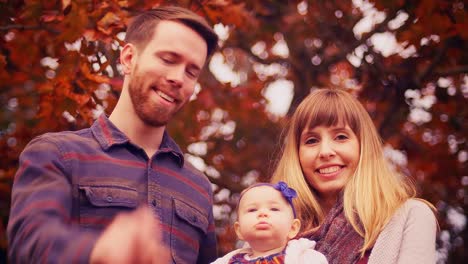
left=7, top=136, right=100, bottom=263
left=8, top=136, right=170, bottom=264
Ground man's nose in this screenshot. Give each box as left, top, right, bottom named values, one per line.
left=166, top=66, right=185, bottom=88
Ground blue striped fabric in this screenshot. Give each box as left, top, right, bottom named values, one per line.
left=8, top=114, right=217, bottom=263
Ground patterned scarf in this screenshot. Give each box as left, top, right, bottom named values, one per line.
left=305, top=197, right=365, bottom=264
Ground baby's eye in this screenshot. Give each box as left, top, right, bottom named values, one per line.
left=270, top=207, right=280, bottom=211
left=247, top=208, right=257, bottom=213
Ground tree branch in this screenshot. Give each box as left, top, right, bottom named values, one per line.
left=0, top=24, right=60, bottom=34
left=0, top=24, right=42, bottom=31
left=435, top=65, right=468, bottom=77
left=414, top=40, right=449, bottom=86
left=321, top=7, right=400, bottom=69
left=207, top=174, right=244, bottom=193
left=223, top=41, right=290, bottom=65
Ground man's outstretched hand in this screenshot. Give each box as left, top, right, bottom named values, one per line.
left=90, top=206, right=170, bottom=264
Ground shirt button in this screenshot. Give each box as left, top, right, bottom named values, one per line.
left=106, top=196, right=113, bottom=202
left=152, top=200, right=157, bottom=207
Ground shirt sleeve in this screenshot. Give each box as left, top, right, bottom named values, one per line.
left=396, top=200, right=437, bottom=264
left=197, top=205, right=218, bottom=264
left=7, top=136, right=100, bottom=263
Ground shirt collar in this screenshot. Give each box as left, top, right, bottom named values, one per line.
left=91, top=114, right=185, bottom=167
left=159, top=130, right=185, bottom=167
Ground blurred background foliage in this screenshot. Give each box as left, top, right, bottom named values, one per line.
left=0, top=0, right=466, bottom=263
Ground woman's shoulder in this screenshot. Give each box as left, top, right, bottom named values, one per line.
left=375, top=198, right=437, bottom=243
left=382, top=199, right=437, bottom=232
left=403, top=198, right=432, bottom=209
left=395, top=198, right=436, bottom=222
left=379, top=199, right=435, bottom=235
left=369, top=199, right=437, bottom=263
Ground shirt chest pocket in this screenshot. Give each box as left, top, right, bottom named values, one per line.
left=78, top=185, right=139, bottom=229
left=171, top=198, right=208, bottom=263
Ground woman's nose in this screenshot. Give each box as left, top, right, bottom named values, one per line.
left=319, top=140, right=336, bottom=159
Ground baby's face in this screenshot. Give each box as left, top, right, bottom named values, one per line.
left=235, top=186, right=300, bottom=253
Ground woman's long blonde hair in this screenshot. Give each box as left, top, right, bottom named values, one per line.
left=271, top=88, right=430, bottom=254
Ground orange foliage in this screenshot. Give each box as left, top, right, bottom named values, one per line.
left=0, top=0, right=466, bottom=262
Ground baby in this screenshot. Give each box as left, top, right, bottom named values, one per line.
left=212, top=181, right=327, bottom=264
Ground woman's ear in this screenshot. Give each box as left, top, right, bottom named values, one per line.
left=120, top=43, right=136, bottom=75
left=234, top=221, right=244, bottom=240
left=287, top=218, right=301, bottom=239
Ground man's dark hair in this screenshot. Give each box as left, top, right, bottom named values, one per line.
left=124, top=6, right=218, bottom=58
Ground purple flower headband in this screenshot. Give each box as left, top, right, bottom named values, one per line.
left=238, top=181, right=298, bottom=218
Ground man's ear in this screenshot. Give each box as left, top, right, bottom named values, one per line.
left=120, top=43, right=136, bottom=75
left=234, top=221, right=244, bottom=240
left=287, top=218, right=301, bottom=239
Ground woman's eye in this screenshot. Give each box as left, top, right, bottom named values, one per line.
left=305, top=138, right=318, bottom=144
left=336, top=134, right=349, bottom=140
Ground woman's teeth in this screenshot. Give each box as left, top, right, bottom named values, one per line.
left=319, top=166, right=340, bottom=174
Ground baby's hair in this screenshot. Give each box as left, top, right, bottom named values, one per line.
left=236, top=181, right=297, bottom=218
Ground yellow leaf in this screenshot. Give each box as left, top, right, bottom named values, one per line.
left=97, top=12, right=121, bottom=35
left=118, top=0, right=129, bottom=8
left=62, top=0, right=71, bottom=10
left=62, top=0, right=72, bottom=14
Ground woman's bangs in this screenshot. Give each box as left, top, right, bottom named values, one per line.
left=304, top=97, right=350, bottom=129
left=294, top=89, right=362, bottom=139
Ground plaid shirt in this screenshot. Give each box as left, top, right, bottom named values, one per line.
left=8, top=115, right=217, bottom=263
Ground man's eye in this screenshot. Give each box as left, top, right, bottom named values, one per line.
left=186, top=69, right=198, bottom=79
left=161, top=56, right=175, bottom=64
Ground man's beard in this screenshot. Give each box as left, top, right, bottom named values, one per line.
left=128, top=70, right=181, bottom=127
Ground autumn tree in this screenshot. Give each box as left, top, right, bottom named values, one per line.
left=0, top=0, right=466, bottom=263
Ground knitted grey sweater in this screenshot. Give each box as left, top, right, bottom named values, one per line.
left=369, top=199, right=437, bottom=264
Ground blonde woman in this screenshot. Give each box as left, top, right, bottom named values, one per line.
left=271, top=88, right=437, bottom=264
